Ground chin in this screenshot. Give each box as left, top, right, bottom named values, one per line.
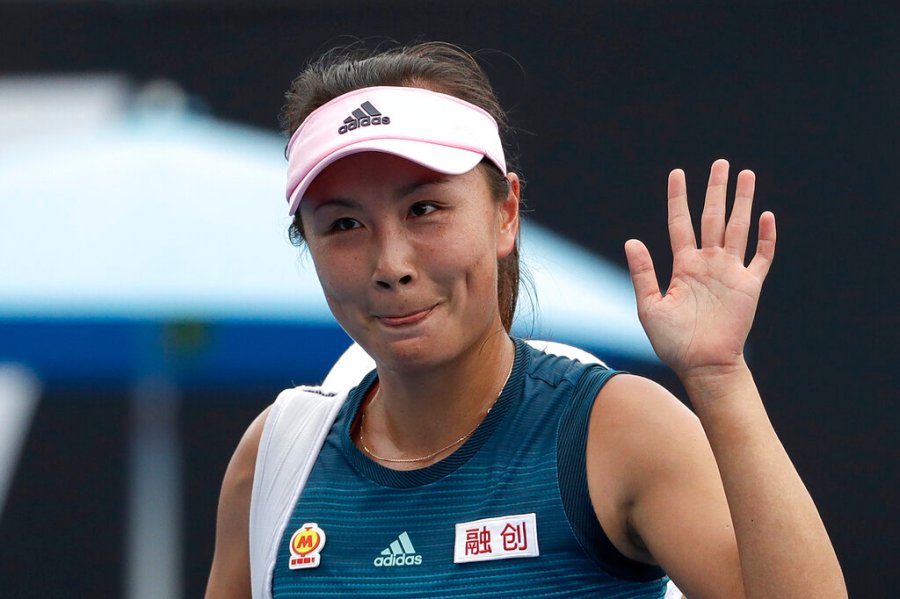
left=359, top=333, right=453, bottom=373
left=378, top=339, right=440, bottom=369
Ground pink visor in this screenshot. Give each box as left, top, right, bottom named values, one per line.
left=285, top=86, right=506, bottom=215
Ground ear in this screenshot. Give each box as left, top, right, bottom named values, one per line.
left=497, top=172, right=520, bottom=259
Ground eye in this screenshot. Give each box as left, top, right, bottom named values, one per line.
left=330, top=217, right=361, bottom=232
left=409, top=202, right=437, bottom=217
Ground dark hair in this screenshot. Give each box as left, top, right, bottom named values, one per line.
left=282, top=41, right=522, bottom=332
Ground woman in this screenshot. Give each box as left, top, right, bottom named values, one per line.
left=207, top=42, right=846, bottom=598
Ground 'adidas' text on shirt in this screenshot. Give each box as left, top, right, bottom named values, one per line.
left=373, top=531, right=422, bottom=567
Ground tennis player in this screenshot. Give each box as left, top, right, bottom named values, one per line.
left=206, top=42, right=846, bottom=598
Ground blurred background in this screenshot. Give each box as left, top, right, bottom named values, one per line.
left=0, top=1, right=896, bottom=597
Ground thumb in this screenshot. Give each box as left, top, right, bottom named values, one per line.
left=624, top=239, right=661, bottom=310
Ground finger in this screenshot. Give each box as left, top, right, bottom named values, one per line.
left=667, top=169, right=697, bottom=257
left=701, top=159, right=729, bottom=248
left=724, top=169, right=755, bottom=262
left=748, top=211, right=776, bottom=281
left=624, top=239, right=662, bottom=311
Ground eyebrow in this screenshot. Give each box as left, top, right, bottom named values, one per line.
left=397, top=175, right=451, bottom=198
left=313, top=197, right=358, bottom=213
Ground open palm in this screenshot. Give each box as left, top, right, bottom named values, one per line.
left=625, top=160, right=777, bottom=377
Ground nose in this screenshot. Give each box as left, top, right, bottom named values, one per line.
left=371, top=229, right=415, bottom=290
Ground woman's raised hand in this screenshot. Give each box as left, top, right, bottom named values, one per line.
left=624, top=159, right=777, bottom=380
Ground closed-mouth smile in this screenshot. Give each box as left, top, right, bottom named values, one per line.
left=376, top=306, right=435, bottom=327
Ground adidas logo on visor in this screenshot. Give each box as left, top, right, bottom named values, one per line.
left=373, top=531, right=422, bottom=567
left=338, top=101, right=391, bottom=135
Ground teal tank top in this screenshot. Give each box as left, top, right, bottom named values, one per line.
left=272, top=338, right=668, bottom=597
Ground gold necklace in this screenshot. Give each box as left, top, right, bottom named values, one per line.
left=359, top=360, right=514, bottom=464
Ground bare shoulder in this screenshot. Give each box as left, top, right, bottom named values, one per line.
left=591, top=373, right=698, bottom=442
left=587, top=374, right=703, bottom=506
left=205, top=404, right=273, bottom=599
left=586, top=374, right=743, bottom=597
left=225, top=404, right=273, bottom=497
left=585, top=375, right=698, bottom=553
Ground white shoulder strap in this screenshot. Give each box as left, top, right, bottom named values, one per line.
left=248, top=385, right=348, bottom=599
left=524, top=339, right=607, bottom=367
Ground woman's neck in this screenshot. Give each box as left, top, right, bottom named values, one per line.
left=357, top=333, right=515, bottom=469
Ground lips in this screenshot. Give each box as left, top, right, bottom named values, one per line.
left=376, top=305, right=435, bottom=327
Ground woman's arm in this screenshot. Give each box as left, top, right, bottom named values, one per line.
left=590, top=160, right=845, bottom=598
left=205, top=406, right=270, bottom=599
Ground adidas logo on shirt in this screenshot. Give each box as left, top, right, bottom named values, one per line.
left=373, top=531, right=423, bottom=567
left=337, top=101, right=390, bottom=135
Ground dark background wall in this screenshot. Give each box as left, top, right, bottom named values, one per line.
left=1, top=1, right=896, bottom=597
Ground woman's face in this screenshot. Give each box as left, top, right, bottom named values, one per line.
left=299, top=152, right=519, bottom=372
